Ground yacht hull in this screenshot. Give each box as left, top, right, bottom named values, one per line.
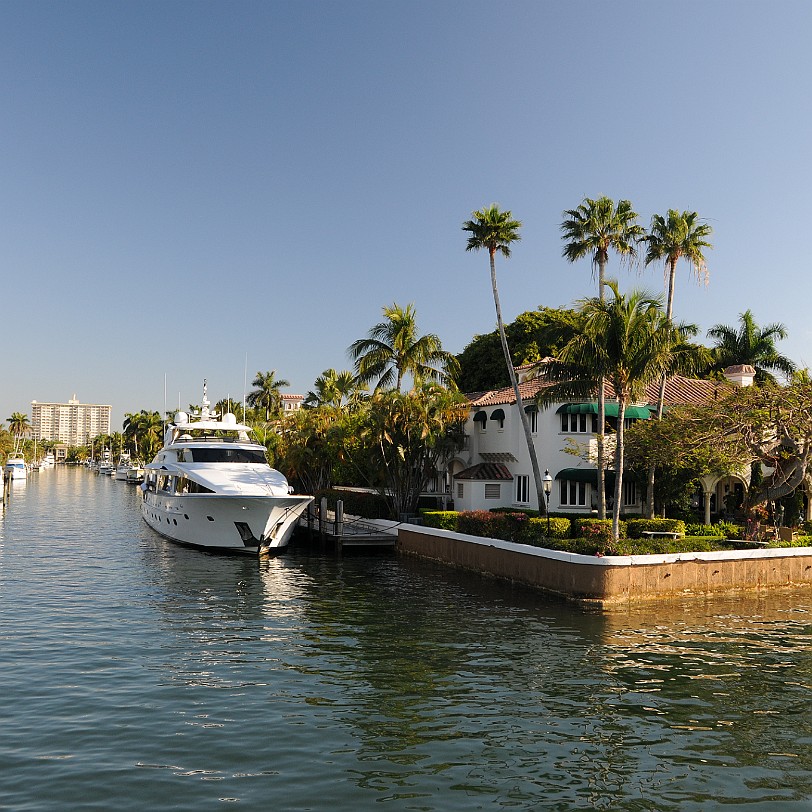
left=141, top=491, right=312, bottom=554
left=4, top=463, right=26, bottom=481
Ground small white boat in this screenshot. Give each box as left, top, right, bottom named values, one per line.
left=41, top=453, right=55, bottom=469
left=96, top=450, right=114, bottom=476
left=141, top=381, right=312, bottom=554
left=114, top=453, right=133, bottom=480
left=125, top=464, right=144, bottom=484
left=4, top=455, right=27, bottom=480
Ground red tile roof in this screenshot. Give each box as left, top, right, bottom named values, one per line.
left=466, top=373, right=727, bottom=409
left=455, top=462, right=514, bottom=481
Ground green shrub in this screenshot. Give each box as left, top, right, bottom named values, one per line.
left=492, top=506, right=542, bottom=518
left=522, top=517, right=572, bottom=544
left=714, top=520, right=744, bottom=540
left=803, top=521, right=812, bottom=535
left=685, top=523, right=726, bottom=537
left=421, top=510, right=459, bottom=531
left=625, top=518, right=686, bottom=538
left=766, top=536, right=812, bottom=549
left=614, top=536, right=731, bottom=555
left=541, top=536, right=605, bottom=555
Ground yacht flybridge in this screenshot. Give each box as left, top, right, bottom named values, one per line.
left=141, top=382, right=313, bottom=555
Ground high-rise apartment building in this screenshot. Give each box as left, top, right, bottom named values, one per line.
left=31, top=395, right=112, bottom=446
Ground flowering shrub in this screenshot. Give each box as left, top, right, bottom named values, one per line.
left=749, top=502, right=769, bottom=520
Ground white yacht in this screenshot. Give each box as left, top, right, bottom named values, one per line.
left=4, top=455, right=27, bottom=480
left=140, top=383, right=312, bottom=555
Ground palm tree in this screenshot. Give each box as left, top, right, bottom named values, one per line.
left=247, top=370, right=290, bottom=421
left=463, top=204, right=546, bottom=513
left=643, top=209, right=713, bottom=324
left=7, top=412, right=30, bottom=439
left=545, top=282, right=686, bottom=542
left=349, top=303, right=459, bottom=392
left=123, top=412, right=140, bottom=457
left=560, top=196, right=644, bottom=518
left=304, top=369, right=368, bottom=409
left=122, top=410, right=163, bottom=461
left=7, top=412, right=30, bottom=454
left=707, top=310, right=796, bottom=385
left=641, top=209, right=713, bottom=515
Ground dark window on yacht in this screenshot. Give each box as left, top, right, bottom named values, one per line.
left=187, top=448, right=267, bottom=464
left=186, top=480, right=215, bottom=495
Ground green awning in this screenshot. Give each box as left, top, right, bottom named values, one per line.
left=556, top=402, right=650, bottom=419
left=473, top=410, right=487, bottom=423
left=490, top=408, right=505, bottom=421
left=524, top=404, right=538, bottom=414
left=555, top=468, right=616, bottom=485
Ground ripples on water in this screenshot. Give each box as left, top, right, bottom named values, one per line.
left=0, top=469, right=809, bottom=810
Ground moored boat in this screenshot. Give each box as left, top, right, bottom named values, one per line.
left=140, top=381, right=312, bottom=554
left=114, top=452, right=134, bottom=480
left=4, top=455, right=27, bottom=480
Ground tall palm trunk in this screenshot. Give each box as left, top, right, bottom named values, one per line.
left=596, top=256, right=607, bottom=520
left=489, top=249, right=546, bottom=513
left=646, top=256, right=678, bottom=517
left=612, top=396, right=627, bottom=542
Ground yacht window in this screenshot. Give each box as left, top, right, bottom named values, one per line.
left=186, top=480, right=215, bottom=495
left=187, top=448, right=267, bottom=464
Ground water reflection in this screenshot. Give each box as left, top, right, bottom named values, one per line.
left=2, top=468, right=809, bottom=810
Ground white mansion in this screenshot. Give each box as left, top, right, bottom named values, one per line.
left=442, top=364, right=764, bottom=524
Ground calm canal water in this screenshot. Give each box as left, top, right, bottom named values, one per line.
left=0, top=468, right=810, bottom=811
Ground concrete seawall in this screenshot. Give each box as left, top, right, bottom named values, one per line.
left=397, top=525, right=812, bottom=605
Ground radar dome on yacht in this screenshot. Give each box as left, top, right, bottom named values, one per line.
left=222, top=413, right=237, bottom=425
left=175, top=411, right=189, bottom=425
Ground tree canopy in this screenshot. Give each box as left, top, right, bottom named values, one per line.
left=350, top=303, right=458, bottom=392
left=707, top=310, right=796, bottom=385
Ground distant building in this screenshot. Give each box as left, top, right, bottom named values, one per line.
left=31, top=395, right=112, bottom=446
left=281, top=394, right=304, bottom=413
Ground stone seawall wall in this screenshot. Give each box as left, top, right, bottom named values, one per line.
left=397, top=526, right=812, bottom=605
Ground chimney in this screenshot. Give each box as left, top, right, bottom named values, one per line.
left=723, top=364, right=756, bottom=387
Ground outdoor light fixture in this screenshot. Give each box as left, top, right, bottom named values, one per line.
left=543, top=469, right=553, bottom=535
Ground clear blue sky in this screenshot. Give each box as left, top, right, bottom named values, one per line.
left=2, top=1, right=810, bottom=428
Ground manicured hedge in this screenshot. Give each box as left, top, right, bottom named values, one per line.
left=424, top=510, right=572, bottom=542
left=537, top=537, right=604, bottom=556
left=421, top=510, right=459, bottom=531
left=625, top=518, right=686, bottom=538
left=614, top=536, right=732, bottom=555
left=523, top=517, right=572, bottom=542
left=415, top=510, right=809, bottom=555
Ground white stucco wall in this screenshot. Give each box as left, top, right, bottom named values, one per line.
left=453, top=401, right=640, bottom=515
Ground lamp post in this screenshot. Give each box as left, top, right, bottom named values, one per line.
left=543, top=469, right=553, bottom=535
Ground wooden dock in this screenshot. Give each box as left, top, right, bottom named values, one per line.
left=298, top=499, right=397, bottom=551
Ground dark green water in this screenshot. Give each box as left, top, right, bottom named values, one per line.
left=0, top=468, right=810, bottom=810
